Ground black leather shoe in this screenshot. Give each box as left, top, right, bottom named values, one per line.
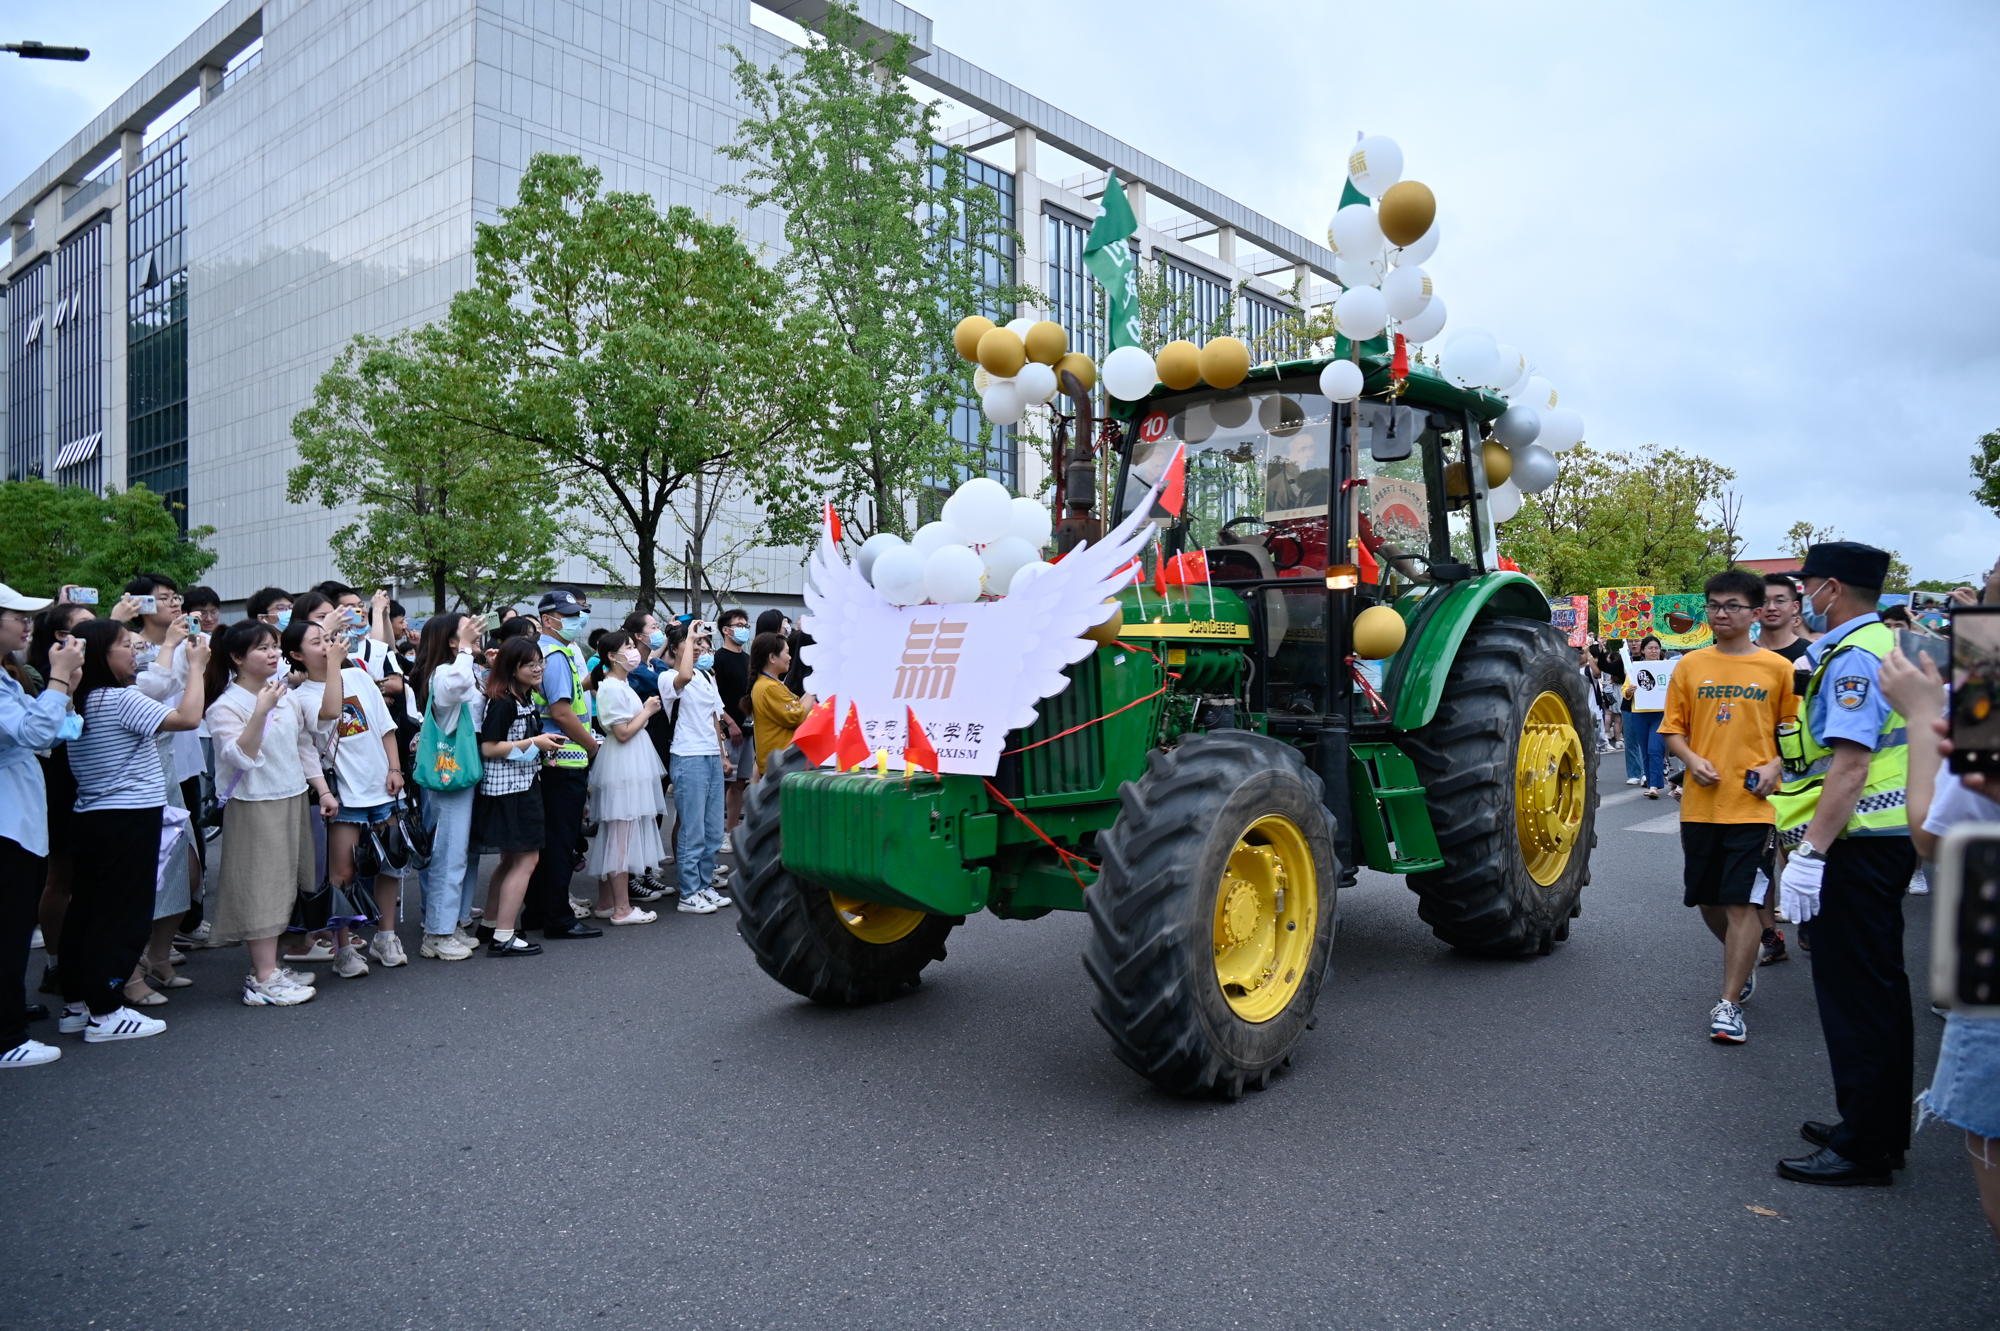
left=487, top=935, right=543, bottom=957
left=24, top=1003, right=47, bottom=1022
left=1800, top=1121, right=1905, bottom=1168
left=543, top=921, right=603, bottom=940
left=1777, top=1146, right=1893, bottom=1186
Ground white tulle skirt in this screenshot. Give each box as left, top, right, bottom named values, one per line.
left=588, top=732, right=668, bottom=877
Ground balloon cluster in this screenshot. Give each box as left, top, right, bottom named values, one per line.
left=955, top=316, right=1097, bottom=426
left=855, top=477, right=1056, bottom=607
left=1440, top=330, right=1587, bottom=521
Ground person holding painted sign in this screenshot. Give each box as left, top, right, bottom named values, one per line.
left=1658, top=570, right=1795, bottom=1045
left=1623, top=636, right=1670, bottom=797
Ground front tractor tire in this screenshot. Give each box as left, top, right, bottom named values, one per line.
left=1085, top=732, right=1338, bottom=1097
left=735, top=745, right=960, bottom=1005
left=1399, top=616, right=1598, bottom=957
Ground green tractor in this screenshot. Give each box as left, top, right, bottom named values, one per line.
left=735, top=350, right=1598, bottom=1096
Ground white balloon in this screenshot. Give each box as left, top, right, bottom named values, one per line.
left=1009, top=560, right=1054, bottom=595
left=1102, top=345, right=1159, bottom=401
left=1492, top=403, right=1542, bottom=449
left=1523, top=375, right=1559, bottom=412
left=1540, top=406, right=1585, bottom=453
left=981, top=380, right=1024, bottom=426
left=979, top=536, right=1038, bottom=594
left=1397, top=293, right=1448, bottom=344
left=1509, top=443, right=1559, bottom=494
left=1007, top=495, right=1052, bottom=549
left=1346, top=135, right=1404, bottom=199
left=942, top=476, right=1015, bottom=545
left=1330, top=203, right=1384, bottom=259
left=1488, top=479, right=1522, bottom=523
left=1496, top=361, right=1532, bottom=399
left=1005, top=317, right=1036, bottom=340
left=856, top=531, right=905, bottom=584
left=911, top=520, right=967, bottom=557
left=1486, top=343, right=1526, bottom=392
left=1017, top=360, right=1058, bottom=404
left=1392, top=219, right=1439, bottom=268
left=1380, top=264, right=1432, bottom=320
left=1440, top=332, right=1498, bottom=389
left=1334, top=252, right=1384, bottom=290
left=1333, top=284, right=1389, bottom=341
left=871, top=544, right=929, bottom=605
left=924, top=543, right=986, bottom=606
left=1318, top=359, right=1365, bottom=403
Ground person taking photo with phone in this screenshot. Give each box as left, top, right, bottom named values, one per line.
left=1769, top=542, right=1917, bottom=1187
left=1658, top=570, right=1794, bottom=1046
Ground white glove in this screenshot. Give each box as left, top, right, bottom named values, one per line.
left=1780, top=852, right=1825, bottom=924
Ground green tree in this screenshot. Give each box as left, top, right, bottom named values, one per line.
left=1783, top=520, right=1841, bottom=560
left=721, top=3, right=1030, bottom=537
left=288, top=330, right=565, bottom=613
left=447, top=154, right=831, bottom=612
left=0, top=479, right=216, bottom=597
left=1134, top=257, right=1239, bottom=352
left=1498, top=445, right=1737, bottom=597
left=1971, top=429, right=2000, bottom=518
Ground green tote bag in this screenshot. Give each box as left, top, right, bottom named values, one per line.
left=413, top=702, right=483, bottom=792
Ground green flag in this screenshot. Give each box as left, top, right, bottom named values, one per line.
left=1084, top=171, right=1144, bottom=351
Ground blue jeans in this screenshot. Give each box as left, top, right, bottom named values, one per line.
left=1621, top=708, right=1643, bottom=780
left=420, top=785, right=479, bottom=935
left=672, top=754, right=724, bottom=900
left=1625, top=710, right=1666, bottom=788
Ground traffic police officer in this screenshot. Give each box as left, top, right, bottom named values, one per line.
left=1771, top=542, right=1914, bottom=1186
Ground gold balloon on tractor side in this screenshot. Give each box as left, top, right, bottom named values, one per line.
left=1082, top=600, right=1124, bottom=647
left=1481, top=441, right=1513, bottom=488
left=1377, top=181, right=1436, bottom=248
left=1024, top=320, right=1068, bottom=366
left=953, top=315, right=996, bottom=362
left=1156, top=340, right=1202, bottom=391
left=976, top=326, right=1028, bottom=378
left=1055, top=352, right=1096, bottom=396
left=1445, top=460, right=1470, bottom=497
left=1198, top=336, right=1251, bottom=390
left=1352, top=604, right=1408, bottom=660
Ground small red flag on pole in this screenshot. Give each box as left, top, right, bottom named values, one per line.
left=824, top=501, right=842, bottom=545
left=1161, top=549, right=1208, bottom=586
left=834, top=702, right=869, bottom=772
left=1159, top=442, right=1187, bottom=517
left=903, top=706, right=940, bottom=775
left=792, top=695, right=839, bottom=765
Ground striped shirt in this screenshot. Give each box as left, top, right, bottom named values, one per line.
left=71, top=688, right=171, bottom=813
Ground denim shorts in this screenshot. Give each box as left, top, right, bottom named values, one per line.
left=333, top=800, right=395, bottom=826
left=1918, top=1012, right=2000, bottom=1139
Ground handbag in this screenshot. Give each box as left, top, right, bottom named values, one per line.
left=395, top=794, right=433, bottom=870
left=289, top=878, right=333, bottom=934
left=414, top=701, right=483, bottom=792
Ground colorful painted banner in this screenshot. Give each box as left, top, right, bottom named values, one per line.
left=1548, top=594, right=1590, bottom=647
left=1596, top=586, right=1654, bottom=639
left=1651, top=593, right=1714, bottom=651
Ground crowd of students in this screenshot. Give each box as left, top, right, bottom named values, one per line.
left=0, top=575, right=817, bottom=1066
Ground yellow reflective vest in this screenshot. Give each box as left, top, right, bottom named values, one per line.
left=1770, top=621, right=1908, bottom=844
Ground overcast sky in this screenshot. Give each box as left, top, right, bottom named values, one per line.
left=5, top=0, right=1996, bottom=580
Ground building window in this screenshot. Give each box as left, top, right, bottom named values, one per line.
left=127, top=132, right=188, bottom=525
left=6, top=259, right=48, bottom=483
left=931, top=145, right=1017, bottom=491
left=1044, top=210, right=1105, bottom=371
left=1158, top=257, right=1228, bottom=346
left=55, top=218, right=108, bottom=494
left=1241, top=292, right=1298, bottom=363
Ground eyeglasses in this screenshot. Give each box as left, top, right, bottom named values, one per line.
left=1704, top=600, right=1755, bottom=615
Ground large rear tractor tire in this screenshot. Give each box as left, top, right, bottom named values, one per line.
left=1085, top=732, right=1338, bottom=1097
left=735, top=745, right=960, bottom=1004
left=1399, top=616, right=1598, bottom=956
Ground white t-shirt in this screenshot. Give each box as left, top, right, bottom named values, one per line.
left=296, top=666, right=398, bottom=808
left=1924, top=771, right=2000, bottom=838
left=668, top=670, right=724, bottom=758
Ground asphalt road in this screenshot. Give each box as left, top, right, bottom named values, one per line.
left=5, top=750, right=1994, bottom=1329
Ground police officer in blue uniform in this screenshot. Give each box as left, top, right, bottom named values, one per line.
left=1771, top=543, right=1916, bottom=1186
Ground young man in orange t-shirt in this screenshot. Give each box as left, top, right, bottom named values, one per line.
left=1659, top=569, right=1796, bottom=1045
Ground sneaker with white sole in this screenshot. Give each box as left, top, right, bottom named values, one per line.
left=1738, top=970, right=1757, bottom=1004
left=1624, top=777, right=1643, bottom=787
left=677, top=893, right=719, bottom=915
left=29, top=926, right=43, bottom=950
left=242, top=975, right=316, bottom=1006
left=278, top=967, right=318, bottom=988
left=1709, top=1000, right=1747, bottom=1044
left=609, top=908, right=657, bottom=925
left=420, top=933, right=473, bottom=961
left=719, top=833, right=734, bottom=855
left=283, top=939, right=336, bottom=964
left=333, top=944, right=370, bottom=979
left=1, top=1039, right=61, bottom=1067
left=368, top=931, right=408, bottom=968
left=173, top=921, right=213, bottom=949
left=84, top=1006, right=167, bottom=1042
left=453, top=925, right=480, bottom=952
left=58, top=1004, right=90, bottom=1034
left=701, top=884, right=733, bottom=909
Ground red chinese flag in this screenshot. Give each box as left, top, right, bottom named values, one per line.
left=1152, top=544, right=1168, bottom=598
left=1356, top=540, right=1379, bottom=584
left=835, top=701, right=869, bottom=772
left=1498, top=555, right=1521, bottom=572
left=903, top=706, right=940, bottom=775
left=792, top=695, right=839, bottom=765
left=824, top=501, right=842, bottom=545
left=1159, top=443, right=1187, bottom=517
left=1391, top=332, right=1409, bottom=381
left=1162, top=549, right=1209, bottom=586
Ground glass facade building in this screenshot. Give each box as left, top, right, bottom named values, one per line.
left=934, top=146, right=1017, bottom=490
left=126, top=132, right=190, bottom=522
left=54, top=218, right=108, bottom=494
left=5, top=258, right=46, bottom=483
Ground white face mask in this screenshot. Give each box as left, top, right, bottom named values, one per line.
left=616, top=648, right=641, bottom=669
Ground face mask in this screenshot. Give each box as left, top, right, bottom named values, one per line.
left=616, top=649, right=641, bottom=669
left=648, top=631, right=665, bottom=649
left=731, top=626, right=751, bottom=645
left=695, top=653, right=715, bottom=672
left=1802, top=582, right=1830, bottom=634
left=275, top=609, right=292, bottom=629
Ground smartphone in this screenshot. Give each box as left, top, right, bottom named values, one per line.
left=64, top=585, right=98, bottom=605
left=1949, top=606, right=2000, bottom=775
left=1931, top=824, right=2000, bottom=1015
left=133, top=594, right=158, bottom=615
left=1743, top=771, right=1760, bottom=794
left=481, top=611, right=500, bottom=632
left=1898, top=628, right=1948, bottom=674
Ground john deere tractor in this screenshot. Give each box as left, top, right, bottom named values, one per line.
left=736, top=350, right=1597, bottom=1097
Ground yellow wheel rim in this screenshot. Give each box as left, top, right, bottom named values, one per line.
left=1515, top=690, right=1586, bottom=886
left=1211, top=814, right=1319, bottom=1023
left=828, top=893, right=926, bottom=944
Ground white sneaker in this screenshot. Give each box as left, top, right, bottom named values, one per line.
left=84, top=1006, right=167, bottom=1042
left=173, top=921, right=213, bottom=949
left=278, top=967, right=318, bottom=988
left=453, top=925, right=480, bottom=952
left=1, top=1039, right=60, bottom=1066
left=283, top=939, right=336, bottom=964
left=719, top=833, right=735, bottom=855
left=700, top=885, right=734, bottom=910
left=609, top=908, right=657, bottom=925
left=420, top=933, right=473, bottom=961
left=368, top=931, right=408, bottom=967
left=1909, top=871, right=1931, bottom=896
left=333, top=944, right=370, bottom=979
left=677, top=893, right=719, bottom=915
left=242, top=975, right=316, bottom=1006
left=1624, top=777, right=1643, bottom=786
left=29, top=926, right=43, bottom=950
left=58, top=1005, right=90, bottom=1034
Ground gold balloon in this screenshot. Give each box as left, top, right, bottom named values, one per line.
left=1352, top=604, right=1408, bottom=660
left=1024, top=320, right=1068, bottom=365
left=1156, top=340, right=1202, bottom=391
left=1082, top=600, right=1124, bottom=646
left=1378, top=180, right=1436, bottom=248
left=1055, top=352, right=1096, bottom=396
left=953, top=315, right=996, bottom=362
left=976, top=326, right=1027, bottom=378
left=1198, top=336, right=1251, bottom=389
left=1482, top=441, right=1513, bottom=488
left=1445, top=460, right=1470, bottom=497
